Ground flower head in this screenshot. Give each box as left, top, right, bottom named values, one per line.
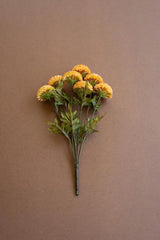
left=94, top=83, right=113, bottom=99
left=63, top=71, right=83, bottom=85
left=73, top=81, right=93, bottom=91
left=37, top=85, right=55, bottom=101
left=48, top=75, right=63, bottom=86
left=84, top=73, right=103, bottom=86
left=73, top=81, right=93, bottom=97
left=72, top=64, right=91, bottom=77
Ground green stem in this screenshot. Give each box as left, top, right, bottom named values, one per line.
left=49, top=98, right=61, bottom=121
left=74, top=163, right=79, bottom=196
left=70, top=98, right=78, bottom=162
left=86, top=105, right=90, bottom=119
left=91, top=96, right=101, bottom=120
left=76, top=100, right=83, bottom=156
left=70, top=140, right=79, bottom=196
left=70, top=138, right=76, bottom=164
left=55, top=124, right=70, bottom=141
left=78, top=135, right=87, bottom=160
left=79, top=101, right=83, bottom=123
left=84, top=105, right=90, bottom=126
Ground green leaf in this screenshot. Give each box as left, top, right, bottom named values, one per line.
left=96, top=90, right=106, bottom=98
left=85, top=114, right=105, bottom=134
left=82, top=97, right=92, bottom=107
left=46, top=119, right=71, bottom=140
left=73, top=96, right=81, bottom=105
left=91, top=95, right=97, bottom=108
left=68, top=103, right=71, bottom=112
left=46, top=120, right=61, bottom=134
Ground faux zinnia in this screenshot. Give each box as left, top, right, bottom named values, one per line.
left=37, top=85, right=55, bottom=101
left=84, top=73, right=103, bottom=86
left=63, top=71, right=83, bottom=84
left=73, top=81, right=93, bottom=92
left=94, top=83, right=113, bottom=99
left=36, top=64, right=113, bottom=196
left=72, top=64, right=91, bottom=77
left=48, top=75, right=63, bottom=87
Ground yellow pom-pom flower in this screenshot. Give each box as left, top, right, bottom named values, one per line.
left=72, top=64, right=91, bottom=77
left=94, top=83, right=113, bottom=99
left=48, top=75, right=63, bottom=86
left=84, top=73, right=103, bottom=85
left=73, top=81, right=93, bottom=92
left=37, top=85, right=55, bottom=101
left=63, top=71, right=83, bottom=84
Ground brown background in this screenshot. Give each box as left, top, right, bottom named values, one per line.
left=0, top=0, right=160, bottom=239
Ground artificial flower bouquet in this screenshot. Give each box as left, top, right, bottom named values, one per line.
left=37, top=64, right=113, bottom=196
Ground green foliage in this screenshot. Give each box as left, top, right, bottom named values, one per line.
left=53, top=80, right=63, bottom=89
left=47, top=117, right=70, bottom=140
left=74, top=88, right=84, bottom=99
left=86, top=114, right=105, bottom=134
left=77, top=114, right=105, bottom=143
left=41, top=90, right=54, bottom=101
left=90, top=81, right=97, bottom=87
left=45, top=82, right=105, bottom=164
left=47, top=118, right=61, bottom=134
left=66, top=104, right=81, bottom=133
left=82, top=97, right=92, bottom=107
left=82, top=72, right=87, bottom=78
left=59, top=109, right=77, bottom=135
left=47, top=104, right=81, bottom=140
left=73, top=96, right=81, bottom=105
left=67, top=78, right=77, bottom=85
left=50, top=85, right=71, bottom=112
left=97, top=90, right=106, bottom=98
left=54, top=89, right=70, bottom=104
left=81, top=95, right=101, bottom=111
left=46, top=86, right=105, bottom=143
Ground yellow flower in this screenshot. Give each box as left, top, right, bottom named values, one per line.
left=84, top=73, right=103, bottom=85
left=72, top=64, right=91, bottom=77
left=37, top=85, right=55, bottom=101
left=94, top=83, right=113, bottom=99
left=63, top=71, right=83, bottom=83
left=48, top=75, right=63, bottom=86
left=73, top=81, right=93, bottom=92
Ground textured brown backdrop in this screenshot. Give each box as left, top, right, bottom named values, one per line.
left=0, top=0, right=160, bottom=240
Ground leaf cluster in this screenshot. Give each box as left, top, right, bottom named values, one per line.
left=76, top=114, right=105, bottom=143
left=47, top=104, right=81, bottom=140
left=82, top=95, right=101, bottom=111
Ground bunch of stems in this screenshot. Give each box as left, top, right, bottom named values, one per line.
left=50, top=91, right=101, bottom=196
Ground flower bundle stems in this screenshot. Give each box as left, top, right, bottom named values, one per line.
left=37, top=64, right=113, bottom=196
left=75, top=163, right=79, bottom=196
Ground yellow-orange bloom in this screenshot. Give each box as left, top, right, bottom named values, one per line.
left=73, top=81, right=93, bottom=92
left=63, top=71, right=83, bottom=82
left=84, top=73, right=103, bottom=85
left=37, top=85, right=55, bottom=101
left=48, top=75, right=63, bottom=86
left=94, top=83, right=113, bottom=99
left=72, top=64, right=91, bottom=77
